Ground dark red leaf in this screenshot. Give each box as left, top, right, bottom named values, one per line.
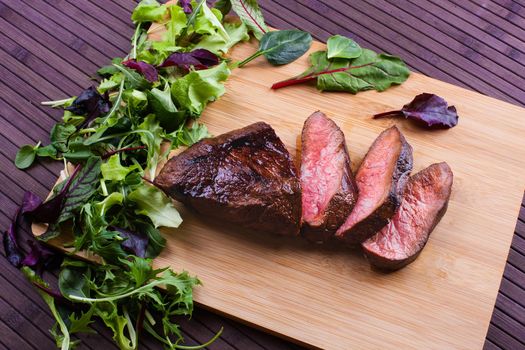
left=374, top=93, right=458, bottom=129
left=3, top=223, right=23, bottom=267
left=65, top=86, right=111, bottom=127
left=21, top=240, right=55, bottom=268
left=179, top=0, right=193, bottom=14
left=2, top=191, right=59, bottom=268
left=159, top=49, right=219, bottom=71
left=122, top=59, right=159, bottom=82
left=110, top=226, right=148, bottom=258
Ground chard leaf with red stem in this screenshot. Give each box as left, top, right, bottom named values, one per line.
left=230, top=0, right=268, bottom=40
left=272, top=49, right=409, bottom=93
left=374, top=93, right=459, bottom=129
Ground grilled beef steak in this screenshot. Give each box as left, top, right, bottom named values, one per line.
left=300, top=111, right=358, bottom=242
left=154, top=122, right=302, bottom=236
left=335, top=126, right=413, bottom=245
left=362, top=162, right=453, bottom=270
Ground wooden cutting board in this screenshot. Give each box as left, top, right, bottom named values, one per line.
left=35, top=39, right=525, bottom=349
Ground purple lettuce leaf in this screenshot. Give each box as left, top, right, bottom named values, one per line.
left=65, top=86, right=111, bottom=127
left=111, top=226, right=149, bottom=258
left=122, top=59, right=159, bottom=83
left=159, top=49, right=219, bottom=71
left=179, top=0, right=193, bottom=14
left=374, top=93, right=458, bottom=129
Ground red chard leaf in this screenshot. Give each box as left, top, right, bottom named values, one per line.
left=374, top=93, right=458, bottom=129
left=122, top=59, right=159, bottom=83
left=159, top=49, right=219, bottom=71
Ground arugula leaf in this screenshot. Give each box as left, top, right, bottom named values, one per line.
left=23, top=267, right=71, bottom=350
left=230, top=0, right=268, bottom=40
left=128, top=185, right=182, bottom=229
left=175, top=122, right=210, bottom=147
left=15, top=144, right=38, bottom=169
left=171, top=61, right=230, bottom=115
left=327, top=35, right=362, bottom=59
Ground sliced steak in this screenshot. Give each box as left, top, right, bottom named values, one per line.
left=335, top=126, right=413, bottom=245
left=300, top=111, right=358, bottom=242
left=154, top=122, right=302, bottom=236
left=362, top=162, right=453, bottom=270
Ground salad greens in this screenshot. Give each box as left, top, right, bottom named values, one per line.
left=7, top=0, right=252, bottom=348
left=237, top=29, right=312, bottom=67
left=5, top=1, right=411, bottom=349
left=272, top=37, right=410, bottom=93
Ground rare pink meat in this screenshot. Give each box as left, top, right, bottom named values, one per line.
left=362, top=162, right=453, bottom=270
left=335, top=126, right=413, bottom=245
left=300, top=111, right=358, bottom=242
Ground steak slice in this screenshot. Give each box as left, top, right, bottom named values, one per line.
left=300, top=111, right=358, bottom=242
left=154, top=122, right=302, bottom=236
left=335, top=126, right=413, bottom=245
left=362, top=162, right=453, bottom=270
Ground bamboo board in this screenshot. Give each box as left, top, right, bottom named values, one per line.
left=36, top=39, right=525, bottom=349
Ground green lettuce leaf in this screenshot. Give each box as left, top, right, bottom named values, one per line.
left=101, top=155, right=140, bottom=181
left=171, top=61, right=230, bottom=115
left=194, top=3, right=230, bottom=41
left=132, top=0, right=168, bottom=23
left=128, top=185, right=182, bottom=228
left=194, top=21, right=249, bottom=55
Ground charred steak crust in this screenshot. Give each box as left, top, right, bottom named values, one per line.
left=300, top=112, right=358, bottom=242
left=362, top=162, right=453, bottom=271
left=335, top=126, right=413, bottom=245
left=154, top=122, right=302, bottom=236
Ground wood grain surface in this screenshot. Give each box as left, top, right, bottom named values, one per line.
left=35, top=38, right=525, bottom=349
left=2, top=1, right=525, bottom=349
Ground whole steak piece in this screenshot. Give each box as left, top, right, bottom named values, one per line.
left=362, top=162, right=453, bottom=270
left=335, top=126, right=413, bottom=245
left=154, top=122, right=302, bottom=236
left=300, top=111, right=358, bottom=242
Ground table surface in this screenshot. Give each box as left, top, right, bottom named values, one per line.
left=0, top=0, right=524, bottom=349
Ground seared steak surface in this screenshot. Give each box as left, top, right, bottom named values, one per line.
left=154, top=122, right=302, bottom=235
left=336, top=126, right=413, bottom=245
left=300, top=111, right=357, bottom=242
left=362, top=162, right=453, bottom=270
